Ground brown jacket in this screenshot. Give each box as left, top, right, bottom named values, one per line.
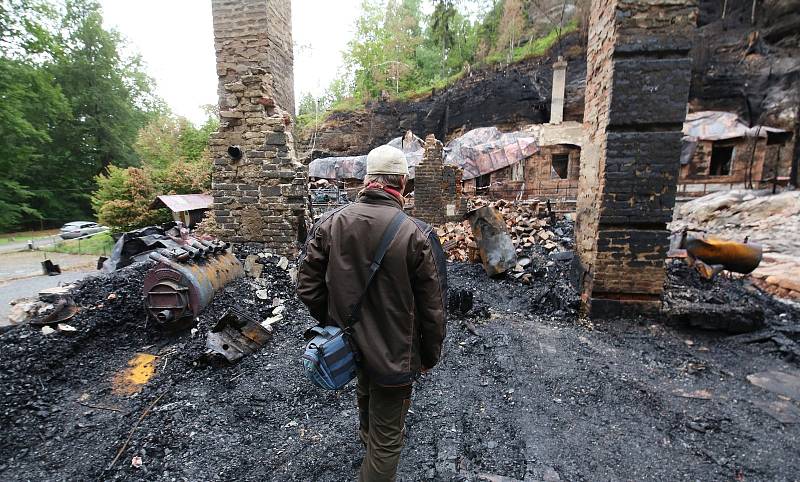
left=297, top=188, right=447, bottom=386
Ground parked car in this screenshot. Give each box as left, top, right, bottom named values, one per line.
left=59, top=221, right=108, bottom=239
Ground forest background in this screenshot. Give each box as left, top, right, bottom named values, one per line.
left=0, top=0, right=578, bottom=232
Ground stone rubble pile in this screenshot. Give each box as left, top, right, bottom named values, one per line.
left=436, top=198, right=573, bottom=264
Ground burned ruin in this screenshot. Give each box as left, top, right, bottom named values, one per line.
left=2, top=0, right=800, bottom=480
left=414, top=134, right=466, bottom=224
left=208, top=0, right=308, bottom=256
left=574, top=0, right=697, bottom=317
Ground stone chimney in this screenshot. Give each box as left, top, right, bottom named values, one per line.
left=208, top=0, right=308, bottom=255
left=550, top=56, right=567, bottom=124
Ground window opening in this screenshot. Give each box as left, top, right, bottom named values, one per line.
left=551, top=153, right=569, bottom=179
left=709, top=144, right=734, bottom=176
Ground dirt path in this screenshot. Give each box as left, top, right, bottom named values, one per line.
left=0, top=250, right=97, bottom=282
left=0, top=262, right=798, bottom=481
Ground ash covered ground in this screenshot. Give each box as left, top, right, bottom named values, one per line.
left=2, top=245, right=800, bottom=481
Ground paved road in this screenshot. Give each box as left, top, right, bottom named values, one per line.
left=0, top=249, right=99, bottom=327
left=0, top=270, right=94, bottom=325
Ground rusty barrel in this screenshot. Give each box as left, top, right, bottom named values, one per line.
left=143, top=250, right=243, bottom=330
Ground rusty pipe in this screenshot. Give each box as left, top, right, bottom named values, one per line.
left=188, top=240, right=209, bottom=256
left=181, top=244, right=203, bottom=259
left=684, top=236, right=763, bottom=274
left=157, top=247, right=191, bottom=262
left=198, top=239, right=219, bottom=253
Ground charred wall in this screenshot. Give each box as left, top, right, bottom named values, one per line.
left=689, top=0, right=800, bottom=129
left=574, top=0, right=696, bottom=317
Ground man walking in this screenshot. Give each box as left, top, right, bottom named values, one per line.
left=297, top=144, right=447, bottom=481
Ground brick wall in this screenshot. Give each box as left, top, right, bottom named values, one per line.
left=442, top=165, right=466, bottom=221
left=208, top=0, right=307, bottom=256
left=211, top=0, right=294, bottom=113
left=574, top=0, right=696, bottom=317
left=415, top=134, right=465, bottom=224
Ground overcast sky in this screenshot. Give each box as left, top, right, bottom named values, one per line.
left=99, top=0, right=364, bottom=124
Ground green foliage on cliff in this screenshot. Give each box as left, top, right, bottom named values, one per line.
left=298, top=0, right=580, bottom=123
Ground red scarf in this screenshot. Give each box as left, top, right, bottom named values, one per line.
left=364, top=182, right=404, bottom=205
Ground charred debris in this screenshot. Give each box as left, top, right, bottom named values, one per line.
left=2, top=197, right=800, bottom=480
left=4, top=198, right=799, bottom=360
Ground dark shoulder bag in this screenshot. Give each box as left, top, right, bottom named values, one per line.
left=302, top=211, right=407, bottom=390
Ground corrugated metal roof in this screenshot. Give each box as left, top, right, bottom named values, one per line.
left=308, top=123, right=585, bottom=182
left=151, top=194, right=213, bottom=213
left=308, top=134, right=424, bottom=180
left=683, top=111, right=787, bottom=141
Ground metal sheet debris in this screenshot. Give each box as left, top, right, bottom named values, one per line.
left=29, top=298, right=79, bottom=326
left=466, top=206, right=517, bottom=277
left=205, top=309, right=273, bottom=363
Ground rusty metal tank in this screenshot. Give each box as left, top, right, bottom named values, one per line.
left=143, top=247, right=243, bottom=330
left=684, top=236, right=763, bottom=275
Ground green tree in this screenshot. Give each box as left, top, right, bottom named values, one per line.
left=344, top=0, right=390, bottom=100
left=0, top=0, right=68, bottom=230
left=135, top=111, right=218, bottom=169
left=135, top=114, right=182, bottom=170
left=0, top=59, right=68, bottom=230
left=178, top=114, right=218, bottom=162
left=0, top=0, right=59, bottom=58
left=429, top=0, right=458, bottom=76
left=92, top=166, right=169, bottom=232
left=495, top=0, right=526, bottom=63
left=34, top=0, right=160, bottom=223
left=157, top=159, right=212, bottom=195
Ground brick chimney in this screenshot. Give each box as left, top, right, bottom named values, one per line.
left=550, top=56, right=567, bottom=124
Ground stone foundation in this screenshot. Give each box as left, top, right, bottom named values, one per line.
left=574, top=0, right=697, bottom=317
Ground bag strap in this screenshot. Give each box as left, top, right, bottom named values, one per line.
left=345, top=210, right=407, bottom=329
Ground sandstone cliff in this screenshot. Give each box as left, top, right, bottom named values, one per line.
left=299, top=0, right=799, bottom=161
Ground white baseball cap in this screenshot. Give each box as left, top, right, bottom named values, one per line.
left=366, top=145, right=409, bottom=176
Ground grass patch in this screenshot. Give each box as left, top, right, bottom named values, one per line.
left=328, top=96, right=366, bottom=113
left=485, top=20, right=578, bottom=65
left=44, top=232, right=115, bottom=256
left=395, top=71, right=465, bottom=101
left=0, top=229, right=59, bottom=245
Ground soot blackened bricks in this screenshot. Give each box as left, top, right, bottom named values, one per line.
left=209, top=0, right=308, bottom=256
left=574, top=0, right=696, bottom=317
left=415, top=135, right=465, bottom=224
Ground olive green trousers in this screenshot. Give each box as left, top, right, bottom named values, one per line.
left=356, top=370, right=413, bottom=482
